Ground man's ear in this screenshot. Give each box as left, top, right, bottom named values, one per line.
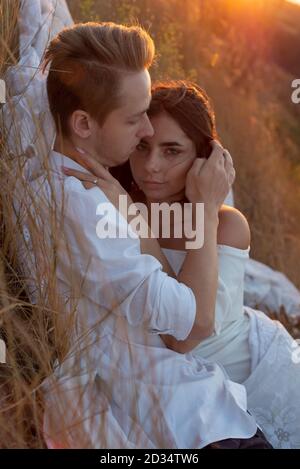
left=70, top=110, right=94, bottom=139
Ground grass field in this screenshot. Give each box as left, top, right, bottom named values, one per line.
left=0, top=0, right=300, bottom=448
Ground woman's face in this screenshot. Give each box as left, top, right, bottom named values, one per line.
left=129, top=112, right=197, bottom=203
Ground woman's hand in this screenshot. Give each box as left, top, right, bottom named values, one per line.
left=185, top=140, right=235, bottom=211
left=61, top=146, right=133, bottom=213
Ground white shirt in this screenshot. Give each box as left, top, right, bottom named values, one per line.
left=21, top=150, right=258, bottom=448
left=163, top=246, right=252, bottom=383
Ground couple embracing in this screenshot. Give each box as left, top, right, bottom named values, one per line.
left=27, top=21, right=300, bottom=449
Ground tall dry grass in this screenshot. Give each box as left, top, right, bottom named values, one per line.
left=0, top=1, right=163, bottom=448
left=0, top=0, right=300, bottom=449
left=0, top=0, right=79, bottom=448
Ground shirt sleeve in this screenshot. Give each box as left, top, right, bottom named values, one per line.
left=56, top=180, right=196, bottom=341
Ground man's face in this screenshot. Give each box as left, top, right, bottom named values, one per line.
left=92, top=69, right=154, bottom=167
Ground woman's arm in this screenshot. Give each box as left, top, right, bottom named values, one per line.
left=162, top=205, right=250, bottom=353
left=160, top=205, right=218, bottom=353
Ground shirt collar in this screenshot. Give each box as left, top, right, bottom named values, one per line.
left=49, top=149, right=87, bottom=173
left=46, top=149, right=89, bottom=183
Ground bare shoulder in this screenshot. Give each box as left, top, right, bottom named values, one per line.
left=217, top=205, right=251, bottom=250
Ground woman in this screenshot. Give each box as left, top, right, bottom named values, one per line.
left=63, top=81, right=300, bottom=448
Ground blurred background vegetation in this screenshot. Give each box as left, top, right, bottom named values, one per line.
left=68, top=0, right=300, bottom=291
left=0, top=0, right=300, bottom=448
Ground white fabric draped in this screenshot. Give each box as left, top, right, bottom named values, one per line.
left=163, top=246, right=300, bottom=449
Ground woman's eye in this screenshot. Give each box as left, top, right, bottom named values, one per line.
left=136, top=143, right=148, bottom=151
left=165, top=148, right=181, bottom=156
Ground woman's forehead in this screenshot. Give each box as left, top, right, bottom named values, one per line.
left=146, top=113, right=194, bottom=146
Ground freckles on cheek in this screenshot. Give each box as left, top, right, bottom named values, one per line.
left=169, top=175, right=187, bottom=193
left=170, top=163, right=190, bottom=180
left=131, top=163, right=144, bottom=181
left=170, top=165, right=191, bottom=191
left=135, top=159, right=144, bottom=173
left=170, top=156, right=195, bottom=172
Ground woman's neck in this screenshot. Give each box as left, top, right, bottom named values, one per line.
left=129, top=188, right=188, bottom=249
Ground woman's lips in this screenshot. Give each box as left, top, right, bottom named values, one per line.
left=142, top=180, right=164, bottom=185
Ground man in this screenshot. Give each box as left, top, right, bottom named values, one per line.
left=35, top=22, right=270, bottom=448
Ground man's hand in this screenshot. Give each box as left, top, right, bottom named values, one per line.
left=61, top=146, right=134, bottom=215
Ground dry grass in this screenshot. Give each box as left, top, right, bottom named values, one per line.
left=0, top=0, right=300, bottom=448
left=0, top=0, right=77, bottom=447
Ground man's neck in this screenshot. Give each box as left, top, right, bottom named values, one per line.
left=53, top=136, right=110, bottom=172
left=53, top=136, right=79, bottom=161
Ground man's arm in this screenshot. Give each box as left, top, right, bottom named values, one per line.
left=59, top=142, right=234, bottom=346
left=57, top=180, right=196, bottom=342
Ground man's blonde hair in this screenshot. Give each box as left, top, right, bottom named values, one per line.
left=43, top=22, right=155, bottom=137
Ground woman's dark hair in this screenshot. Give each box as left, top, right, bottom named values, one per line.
left=110, top=80, right=218, bottom=192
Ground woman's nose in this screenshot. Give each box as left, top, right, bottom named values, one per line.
left=144, top=150, right=161, bottom=173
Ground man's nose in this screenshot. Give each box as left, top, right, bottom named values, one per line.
left=137, top=114, right=154, bottom=139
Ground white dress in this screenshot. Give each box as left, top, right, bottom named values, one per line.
left=163, top=246, right=300, bottom=449
left=19, top=150, right=259, bottom=449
